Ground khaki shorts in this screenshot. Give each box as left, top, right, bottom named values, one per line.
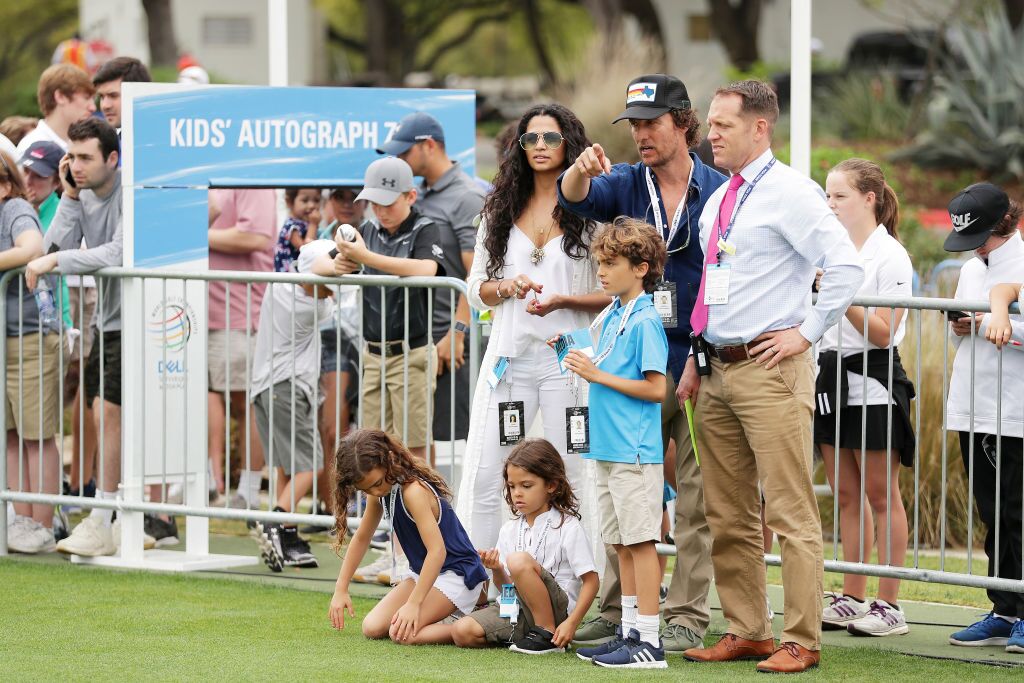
left=467, top=567, right=569, bottom=645
left=6, top=333, right=63, bottom=438
left=361, top=344, right=434, bottom=448
left=595, top=460, right=664, bottom=546
left=208, top=329, right=256, bottom=393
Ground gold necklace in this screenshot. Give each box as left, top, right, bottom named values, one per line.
left=530, top=217, right=555, bottom=265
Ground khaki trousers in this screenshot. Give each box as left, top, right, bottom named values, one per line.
left=598, top=373, right=713, bottom=635
left=697, top=349, right=823, bottom=651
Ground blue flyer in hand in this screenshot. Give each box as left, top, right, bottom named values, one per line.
left=554, top=328, right=595, bottom=374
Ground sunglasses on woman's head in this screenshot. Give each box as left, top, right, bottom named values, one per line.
left=519, top=131, right=564, bottom=150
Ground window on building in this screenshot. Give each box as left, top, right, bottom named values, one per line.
left=202, top=16, right=253, bottom=46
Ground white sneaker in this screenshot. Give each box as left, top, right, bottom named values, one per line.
left=822, top=592, right=869, bottom=630
left=847, top=599, right=909, bottom=637
left=111, top=520, right=157, bottom=551
left=56, top=517, right=116, bottom=556
left=378, top=554, right=410, bottom=586
left=8, top=516, right=48, bottom=553
left=352, top=552, right=392, bottom=584
left=31, top=522, right=57, bottom=553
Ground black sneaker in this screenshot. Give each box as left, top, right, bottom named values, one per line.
left=299, top=501, right=334, bottom=534
left=143, top=514, right=179, bottom=547
left=509, top=626, right=564, bottom=655
left=253, top=522, right=284, bottom=572
left=279, top=526, right=319, bottom=568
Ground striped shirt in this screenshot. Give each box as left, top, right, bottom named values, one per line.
left=697, top=148, right=863, bottom=345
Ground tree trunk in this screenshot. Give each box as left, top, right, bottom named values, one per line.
left=706, top=0, right=762, bottom=71
left=141, top=0, right=178, bottom=68
left=365, top=0, right=411, bottom=84
left=523, top=0, right=559, bottom=87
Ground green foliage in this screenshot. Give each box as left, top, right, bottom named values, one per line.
left=813, top=73, right=910, bottom=141
left=0, top=0, right=79, bottom=118
left=895, top=7, right=1024, bottom=180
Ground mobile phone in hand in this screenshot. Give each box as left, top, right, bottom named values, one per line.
left=64, top=166, right=76, bottom=188
left=945, top=310, right=969, bottom=322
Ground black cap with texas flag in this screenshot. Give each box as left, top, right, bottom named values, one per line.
left=612, top=74, right=691, bottom=123
left=943, top=182, right=1010, bottom=252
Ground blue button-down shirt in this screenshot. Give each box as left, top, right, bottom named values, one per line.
left=557, top=153, right=727, bottom=381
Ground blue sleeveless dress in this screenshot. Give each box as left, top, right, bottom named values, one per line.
left=383, top=480, right=487, bottom=590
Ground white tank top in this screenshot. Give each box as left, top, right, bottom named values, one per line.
left=491, top=226, right=577, bottom=358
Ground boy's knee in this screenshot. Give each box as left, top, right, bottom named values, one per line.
left=506, top=551, right=534, bottom=575
left=452, top=616, right=484, bottom=647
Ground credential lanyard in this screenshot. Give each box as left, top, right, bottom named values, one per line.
left=516, top=516, right=552, bottom=567
left=716, top=158, right=776, bottom=250
left=588, top=295, right=640, bottom=367
left=645, top=163, right=695, bottom=251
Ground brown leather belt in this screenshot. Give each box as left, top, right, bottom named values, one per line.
left=707, top=334, right=775, bottom=364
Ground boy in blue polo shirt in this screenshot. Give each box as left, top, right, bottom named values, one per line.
left=560, top=217, right=669, bottom=668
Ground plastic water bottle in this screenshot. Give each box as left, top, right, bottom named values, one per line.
left=35, top=279, right=57, bottom=327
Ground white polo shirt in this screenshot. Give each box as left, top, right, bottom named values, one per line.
left=819, top=225, right=913, bottom=405
left=495, top=508, right=597, bottom=614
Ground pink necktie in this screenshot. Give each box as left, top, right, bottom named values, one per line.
left=691, top=173, right=744, bottom=335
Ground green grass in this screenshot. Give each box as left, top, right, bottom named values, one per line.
left=1, top=559, right=1020, bottom=682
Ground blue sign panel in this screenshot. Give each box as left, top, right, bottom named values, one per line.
left=131, top=86, right=476, bottom=188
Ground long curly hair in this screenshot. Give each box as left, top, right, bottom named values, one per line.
left=483, top=103, right=594, bottom=279
left=331, top=429, right=451, bottom=553
left=502, top=439, right=580, bottom=527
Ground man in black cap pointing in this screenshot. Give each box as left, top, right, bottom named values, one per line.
left=558, top=74, right=726, bottom=654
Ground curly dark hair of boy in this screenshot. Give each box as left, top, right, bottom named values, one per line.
left=502, top=439, right=580, bottom=527
left=592, top=217, right=667, bottom=293
left=330, top=429, right=451, bottom=554
left=483, top=103, right=594, bottom=280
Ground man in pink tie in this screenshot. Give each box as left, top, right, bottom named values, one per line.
left=682, top=81, right=863, bottom=673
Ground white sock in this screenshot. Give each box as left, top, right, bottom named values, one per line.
left=621, top=596, right=638, bottom=635
left=995, top=613, right=1020, bottom=623
left=237, top=470, right=262, bottom=505
left=636, top=613, right=660, bottom=647
left=207, top=461, right=217, bottom=492
left=90, top=491, right=117, bottom=527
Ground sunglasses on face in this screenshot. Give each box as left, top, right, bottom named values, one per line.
left=519, top=131, right=564, bottom=150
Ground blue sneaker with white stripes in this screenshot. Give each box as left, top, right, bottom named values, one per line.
left=591, top=629, right=667, bottom=669
left=949, top=613, right=1014, bottom=647
left=576, top=625, right=625, bottom=661
left=1006, top=619, right=1024, bottom=654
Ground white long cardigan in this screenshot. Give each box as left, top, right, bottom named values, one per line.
left=456, top=218, right=604, bottom=548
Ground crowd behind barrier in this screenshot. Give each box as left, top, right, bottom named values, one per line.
left=2, top=52, right=1024, bottom=670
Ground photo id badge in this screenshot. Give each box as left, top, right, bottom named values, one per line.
left=487, top=356, right=510, bottom=390
left=703, top=264, right=731, bottom=306
left=499, top=401, right=525, bottom=446
left=653, top=281, right=678, bottom=329
left=499, top=583, right=520, bottom=623
left=565, top=406, right=590, bottom=454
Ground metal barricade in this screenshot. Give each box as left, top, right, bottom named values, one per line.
left=0, top=267, right=478, bottom=555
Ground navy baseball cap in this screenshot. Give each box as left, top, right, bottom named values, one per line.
left=612, top=74, right=691, bottom=123
left=20, top=141, right=64, bottom=177
left=944, top=182, right=1010, bottom=252
left=376, top=112, right=445, bottom=156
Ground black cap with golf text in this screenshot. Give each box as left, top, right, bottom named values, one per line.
left=612, top=74, right=691, bottom=123
left=943, top=182, right=1010, bottom=252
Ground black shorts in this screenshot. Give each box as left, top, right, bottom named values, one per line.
left=814, top=404, right=913, bottom=465
left=84, top=330, right=122, bottom=406
left=433, top=341, right=470, bottom=441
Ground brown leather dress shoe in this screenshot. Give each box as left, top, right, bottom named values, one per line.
left=756, top=642, right=820, bottom=673
left=683, top=633, right=775, bottom=662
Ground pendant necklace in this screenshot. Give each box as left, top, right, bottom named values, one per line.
left=531, top=217, right=554, bottom=265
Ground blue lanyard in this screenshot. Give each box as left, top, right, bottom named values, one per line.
left=716, top=157, right=776, bottom=249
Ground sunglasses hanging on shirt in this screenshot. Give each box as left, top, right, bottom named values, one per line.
left=519, top=131, right=564, bottom=150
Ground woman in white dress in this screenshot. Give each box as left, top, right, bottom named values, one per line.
left=457, top=104, right=609, bottom=549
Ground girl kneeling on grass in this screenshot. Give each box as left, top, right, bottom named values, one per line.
left=328, top=429, right=487, bottom=645
left=452, top=439, right=599, bottom=655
